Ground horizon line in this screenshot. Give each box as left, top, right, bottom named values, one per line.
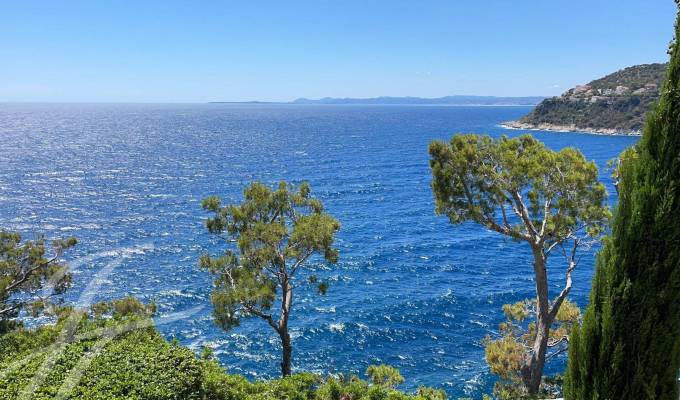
left=0, top=94, right=549, bottom=105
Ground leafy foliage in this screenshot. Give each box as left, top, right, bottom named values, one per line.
left=0, top=302, right=202, bottom=400
left=429, top=134, right=609, bottom=242
left=366, top=364, right=405, bottom=389
left=203, top=365, right=446, bottom=400
left=484, top=300, right=580, bottom=399
left=90, top=296, right=157, bottom=319
left=0, top=230, right=76, bottom=334
left=565, top=6, right=680, bottom=400
left=0, top=312, right=447, bottom=400
left=415, top=387, right=447, bottom=400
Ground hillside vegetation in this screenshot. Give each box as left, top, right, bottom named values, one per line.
left=0, top=308, right=448, bottom=400
left=506, top=63, right=667, bottom=134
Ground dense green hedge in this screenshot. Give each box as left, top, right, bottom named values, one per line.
left=0, top=316, right=446, bottom=400
left=0, top=319, right=203, bottom=400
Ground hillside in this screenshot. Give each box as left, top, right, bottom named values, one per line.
left=505, top=63, right=668, bottom=135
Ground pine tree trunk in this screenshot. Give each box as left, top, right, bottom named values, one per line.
left=523, top=313, right=551, bottom=394
left=279, top=280, right=294, bottom=377
left=522, top=245, right=552, bottom=395
left=280, top=329, right=292, bottom=377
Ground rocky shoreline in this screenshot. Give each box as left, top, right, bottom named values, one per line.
left=501, top=120, right=642, bottom=136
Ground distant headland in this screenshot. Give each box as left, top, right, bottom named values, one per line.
left=503, top=63, right=668, bottom=136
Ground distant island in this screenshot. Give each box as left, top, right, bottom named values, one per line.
left=211, top=95, right=545, bottom=106
left=504, top=63, right=668, bottom=135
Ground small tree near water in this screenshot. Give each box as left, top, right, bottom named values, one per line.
left=0, top=230, right=76, bottom=334
left=429, top=134, right=609, bottom=395
left=485, top=299, right=580, bottom=398
left=366, top=364, right=405, bottom=389
left=200, top=181, right=340, bottom=377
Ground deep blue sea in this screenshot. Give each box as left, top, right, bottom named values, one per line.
left=0, top=103, right=638, bottom=398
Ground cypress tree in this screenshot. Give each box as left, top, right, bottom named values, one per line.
left=565, top=4, right=680, bottom=399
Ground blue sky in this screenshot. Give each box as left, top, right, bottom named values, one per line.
left=1, top=1, right=676, bottom=102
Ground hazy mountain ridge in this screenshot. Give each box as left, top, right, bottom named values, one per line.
left=291, top=95, right=545, bottom=105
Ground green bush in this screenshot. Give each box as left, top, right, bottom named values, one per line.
left=0, top=313, right=448, bottom=400
left=0, top=319, right=203, bottom=400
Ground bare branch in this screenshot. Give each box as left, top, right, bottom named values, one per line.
left=548, top=257, right=577, bottom=321
left=0, top=303, right=21, bottom=317
left=547, top=335, right=569, bottom=348
left=290, top=251, right=313, bottom=277
left=243, top=303, right=278, bottom=332
left=511, top=191, right=539, bottom=239
left=499, top=200, right=511, bottom=230
left=539, top=198, right=551, bottom=238
left=263, top=263, right=280, bottom=279
left=460, top=181, right=531, bottom=241
left=545, top=346, right=569, bottom=363
left=4, top=254, right=60, bottom=294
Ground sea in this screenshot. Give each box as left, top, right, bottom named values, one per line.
left=0, top=103, right=638, bottom=398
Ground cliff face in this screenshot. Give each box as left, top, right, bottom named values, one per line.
left=506, top=63, right=668, bottom=135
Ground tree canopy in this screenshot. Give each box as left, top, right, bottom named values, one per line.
left=430, top=134, right=609, bottom=246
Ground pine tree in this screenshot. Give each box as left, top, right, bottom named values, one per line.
left=429, top=133, right=609, bottom=395
left=200, top=181, right=340, bottom=377
left=565, top=4, right=680, bottom=399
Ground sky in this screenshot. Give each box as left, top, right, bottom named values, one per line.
left=1, top=1, right=677, bottom=103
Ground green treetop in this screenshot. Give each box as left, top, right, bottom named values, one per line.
left=200, top=181, right=340, bottom=377
left=366, top=364, right=405, bottom=389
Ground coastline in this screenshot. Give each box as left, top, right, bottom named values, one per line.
left=500, top=121, right=642, bottom=137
